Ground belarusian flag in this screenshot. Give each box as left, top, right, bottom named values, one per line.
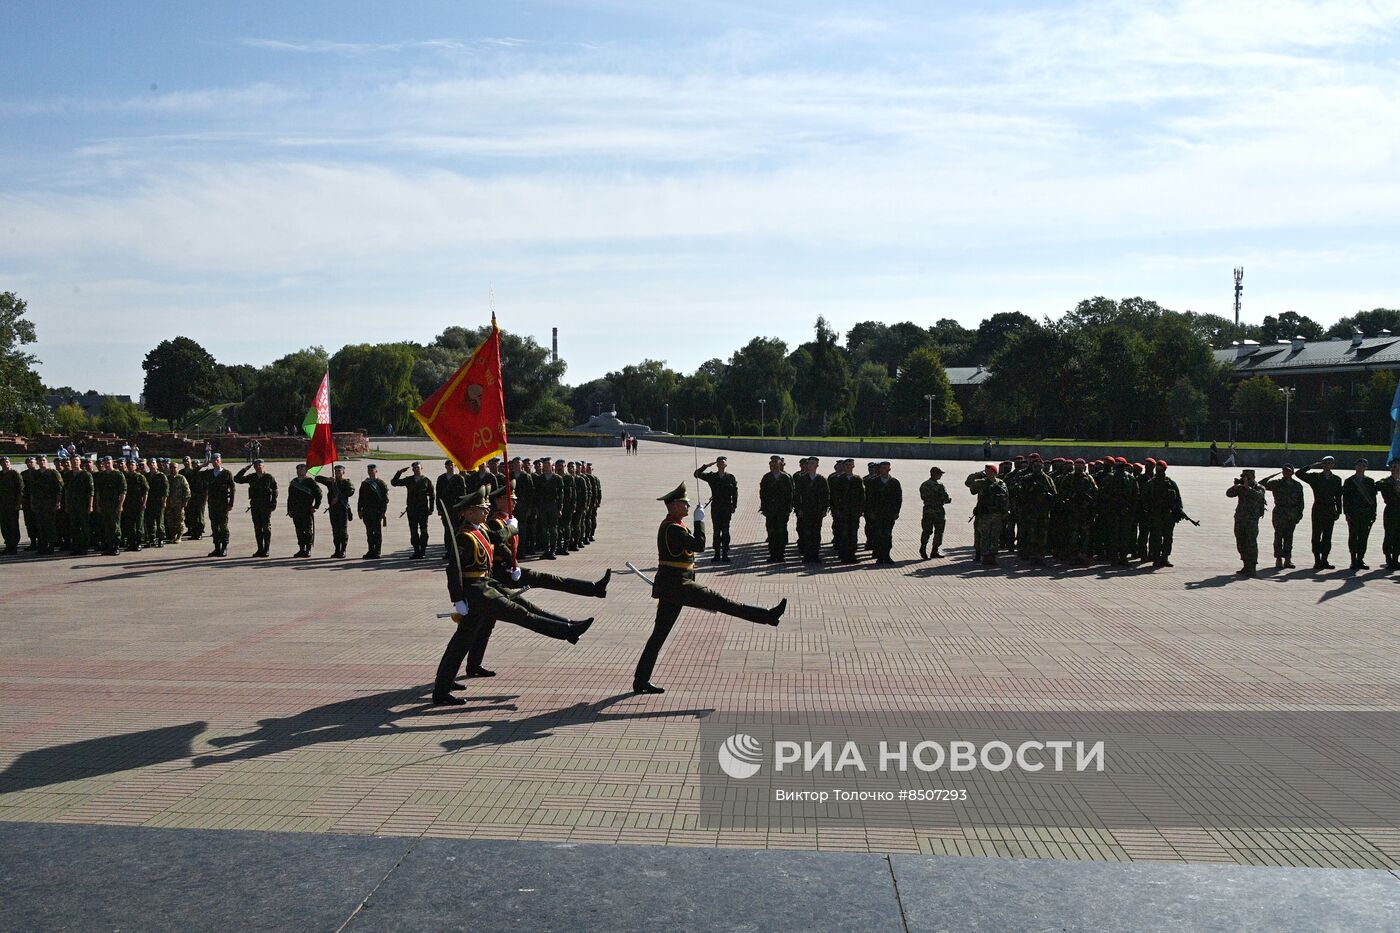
left=303, top=371, right=337, bottom=475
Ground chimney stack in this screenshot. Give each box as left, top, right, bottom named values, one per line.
left=552, top=327, right=558, bottom=364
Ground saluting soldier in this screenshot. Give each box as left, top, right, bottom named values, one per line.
left=391, top=462, right=435, bottom=559
left=1341, top=458, right=1378, bottom=572
left=316, top=463, right=355, bottom=559
left=1297, top=457, right=1343, bottom=570
left=758, top=455, right=794, bottom=562
left=235, top=459, right=278, bottom=557
left=92, top=456, right=126, bottom=555
left=357, top=464, right=390, bottom=559
left=966, top=464, right=1010, bottom=566
left=286, top=463, right=323, bottom=558
left=1376, top=459, right=1400, bottom=570
left=1260, top=464, right=1305, bottom=570
left=63, top=455, right=95, bottom=555
left=119, top=459, right=147, bottom=552
left=536, top=458, right=563, bottom=559
left=164, top=460, right=191, bottom=545
left=693, top=457, right=739, bottom=563
left=432, top=486, right=594, bottom=706
left=865, top=462, right=902, bottom=564
left=144, top=459, right=168, bottom=548
left=0, top=456, right=22, bottom=555
left=1227, top=469, right=1267, bottom=577
left=181, top=455, right=209, bottom=540
left=435, top=461, right=468, bottom=553
left=632, top=483, right=786, bottom=694
left=204, top=454, right=236, bottom=557
left=459, top=485, right=614, bottom=679
left=918, top=466, right=952, bottom=560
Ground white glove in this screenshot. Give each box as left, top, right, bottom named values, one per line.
left=453, top=599, right=469, bottom=617
left=510, top=566, right=522, bottom=582
left=506, top=517, right=519, bottom=535
left=693, top=505, right=705, bottom=522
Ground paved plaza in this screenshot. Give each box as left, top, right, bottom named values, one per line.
left=2, top=440, right=1399, bottom=873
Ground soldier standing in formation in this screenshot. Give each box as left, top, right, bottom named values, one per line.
left=357, top=464, right=389, bottom=558
left=164, top=460, right=191, bottom=545
left=92, top=456, right=125, bottom=555
left=144, top=459, right=168, bottom=548
left=1141, top=460, right=1184, bottom=568
left=1059, top=458, right=1097, bottom=564
left=510, top=458, right=536, bottom=555
left=316, top=464, right=356, bottom=559
left=21, top=456, right=37, bottom=550
left=758, top=456, right=793, bottom=562
left=392, top=462, right=435, bottom=559
left=205, top=454, right=236, bottom=557
left=435, top=461, right=468, bottom=553
left=1011, top=454, right=1055, bottom=564
left=26, top=455, right=62, bottom=554
left=432, top=486, right=594, bottom=706
left=828, top=458, right=864, bottom=563
left=119, top=459, right=147, bottom=552
left=286, top=463, right=322, bottom=558
left=536, top=458, right=563, bottom=559
left=0, top=456, right=21, bottom=555
left=1297, top=457, right=1342, bottom=569
left=1378, top=460, right=1400, bottom=570
left=236, top=459, right=278, bottom=558
left=865, top=461, right=902, bottom=564
left=555, top=459, right=577, bottom=554
left=792, top=457, right=829, bottom=563
left=1227, top=469, right=1267, bottom=577
left=966, top=464, right=1010, bottom=565
left=1260, top=465, right=1304, bottom=570
left=918, top=466, right=951, bottom=560
left=633, top=483, right=786, bottom=694
left=64, top=455, right=94, bottom=556
left=180, top=455, right=208, bottom=540
left=693, top=457, right=738, bottom=562
left=1341, top=459, right=1378, bottom=571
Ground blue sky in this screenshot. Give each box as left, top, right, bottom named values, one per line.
left=4, top=0, right=1399, bottom=395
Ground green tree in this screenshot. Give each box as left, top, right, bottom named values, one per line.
left=141, top=336, right=221, bottom=427
left=891, top=347, right=958, bottom=435
left=516, top=395, right=573, bottom=431
left=0, top=291, right=48, bottom=434
left=1232, top=375, right=1283, bottom=440
left=240, top=347, right=329, bottom=433
left=215, top=363, right=259, bottom=401
left=431, top=327, right=567, bottom=424
left=1318, top=386, right=1353, bottom=441
left=330, top=343, right=420, bottom=434
left=720, top=337, right=796, bottom=434
left=850, top=361, right=892, bottom=435
left=969, top=311, right=1038, bottom=366
left=54, top=402, right=91, bottom=434
left=928, top=318, right=976, bottom=366
left=567, top=377, right=615, bottom=426
left=1260, top=311, right=1324, bottom=343
left=605, top=360, right=679, bottom=429
left=672, top=370, right=719, bottom=432
left=97, top=396, right=143, bottom=436
left=1323, top=308, right=1400, bottom=339
left=1359, top=370, right=1399, bottom=444
left=1166, top=376, right=1208, bottom=440
left=791, top=317, right=852, bottom=435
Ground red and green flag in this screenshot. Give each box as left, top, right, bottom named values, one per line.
left=303, top=371, right=337, bottom=475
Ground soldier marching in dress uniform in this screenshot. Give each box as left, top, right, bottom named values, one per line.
left=236, top=459, right=278, bottom=557
left=693, top=457, right=739, bottom=563
left=204, top=454, right=236, bottom=557
left=392, top=462, right=436, bottom=559
left=357, top=464, right=389, bottom=559
left=316, top=464, right=356, bottom=559
left=431, top=486, right=594, bottom=706
left=632, top=483, right=786, bottom=694
left=1260, top=465, right=1305, bottom=569
left=918, top=466, right=951, bottom=560
left=286, top=463, right=322, bottom=558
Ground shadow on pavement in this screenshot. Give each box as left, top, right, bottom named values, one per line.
left=0, top=721, right=208, bottom=794
left=440, top=692, right=713, bottom=753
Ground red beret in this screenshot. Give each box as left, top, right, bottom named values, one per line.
left=1144, top=457, right=1158, bottom=465
left=1156, top=460, right=1168, bottom=469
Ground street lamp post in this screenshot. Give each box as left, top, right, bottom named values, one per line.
left=1282, top=386, right=1295, bottom=455
left=665, top=403, right=669, bottom=435
left=758, top=398, right=766, bottom=438
left=924, top=394, right=936, bottom=441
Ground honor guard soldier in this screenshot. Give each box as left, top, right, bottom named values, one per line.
left=92, top=456, right=126, bottom=554
left=119, top=458, right=147, bottom=552
left=316, top=464, right=356, bottom=559
left=357, top=464, right=390, bottom=558
left=236, top=459, right=278, bottom=557
left=918, top=466, right=951, bottom=560
left=1297, top=457, right=1343, bottom=569
left=1260, top=464, right=1305, bottom=569
left=164, top=460, right=191, bottom=545
left=1377, top=459, right=1400, bottom=570
left=758, top=456, right=794, bottom=562
left=64, top=454, right=95, bottom=555
left=204, top=454, right=236, bottom=557
left=432, top=486, right=594, bottom=706
left=457, top=485, right=613, bottom=679
left=392, top=462, right=435, bottom=559
left=632, top=483, right=786, bottom=694
left=792, top=457, right=830, bottom=563
left=0, top=456, right=22, bottom=555
left=693, top=457, right=739, bottom=562
left=966, top=464, right=1010, bottom=566
left=1341, top=459, right=1378, bottom=571
left=435, top=461, right=468, bottom=553
left=181, top=455, right=208, bottom=539
left=1227, top=469, right=1267, bottom=576
left=143, top=459, right=168, bottom=548
left=286, top=463, right=322, bottom=558
left=866, top=462, right=902, bottom=564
